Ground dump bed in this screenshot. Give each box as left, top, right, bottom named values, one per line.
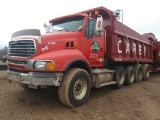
left=80, top=6, right=153, bottom=63
left=111, top=21, right=153, bottom=63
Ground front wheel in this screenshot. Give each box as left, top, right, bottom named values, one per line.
left=58, top=68, right=91, bottom=107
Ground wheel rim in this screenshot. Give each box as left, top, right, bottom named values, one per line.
left=73, top=77, right=87, bottom=100
left=130, top=70, right=135, bottom=83
left=119, top=71, right=124, bottom=84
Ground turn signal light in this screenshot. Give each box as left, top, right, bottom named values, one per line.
left=45, top=61, right=55, bottom=70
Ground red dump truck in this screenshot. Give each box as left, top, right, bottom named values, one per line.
left=7, top=6, right=158, bottom=107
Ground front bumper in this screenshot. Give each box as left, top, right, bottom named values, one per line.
left=7, top=70, right=63, bottom=86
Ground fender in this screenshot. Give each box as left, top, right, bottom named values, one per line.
left=31, top=49, right=91, bottom=72
left=63, top=58, right=92, bottom=75
left=63, top=59, right=90, bottom=71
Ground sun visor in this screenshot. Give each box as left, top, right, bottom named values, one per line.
left=11, top=29, right=41, bottom=38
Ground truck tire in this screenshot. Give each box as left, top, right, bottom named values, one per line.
left=134, top=64, right=143, bottom=82
left=113, top=66, right=125, bottom=89
left=58, top=68, right=91, bottom=107
left=125, top=66, right=135, bottom=85
left=142, top=64, right=150, bottom=80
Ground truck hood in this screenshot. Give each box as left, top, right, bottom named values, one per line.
left=9, top=29, right=80, bottom=59
left=33, top=31, right=80, bottom=57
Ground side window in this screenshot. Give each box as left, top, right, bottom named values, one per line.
left=85, top=19, right=96, bottom=38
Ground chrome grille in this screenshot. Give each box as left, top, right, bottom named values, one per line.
left=8, top=40, right=36, bottom=57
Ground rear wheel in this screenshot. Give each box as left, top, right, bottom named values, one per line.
left=58, top=68, right=91, bottom=107
left=125, top=66, right=135, bottom=85
left=142, top=64, right=150, bottom=80
left=113, top=66, right=125, bottom=89
left=134, top=64, right=143, bottom=82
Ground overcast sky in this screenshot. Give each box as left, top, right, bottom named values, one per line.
left=0, top=0, right=160, bottom=48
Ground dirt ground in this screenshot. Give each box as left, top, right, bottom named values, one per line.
left=0, top=70, right=160, bottom=120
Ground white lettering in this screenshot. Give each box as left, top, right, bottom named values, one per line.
left=117, top=40, right=122, bottom=53
left=144, top=45, right=146, bottom=56
left=48, top=42, right=56, bottom=44
left=139, top=44, right=142, bottom=55
left=126, top=42, right=130, bottom=54
left=133, top=43, right=136, bottom=54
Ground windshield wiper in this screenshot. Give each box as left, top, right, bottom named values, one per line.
left=58, top=28, right=69, bottom=31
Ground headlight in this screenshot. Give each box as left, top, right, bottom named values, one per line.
left=34, top=61, right=55, bottom=70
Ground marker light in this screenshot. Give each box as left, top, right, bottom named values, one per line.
left=95, top=11, right=99, bottom=15
left=73, top=41, right=77, bottom=48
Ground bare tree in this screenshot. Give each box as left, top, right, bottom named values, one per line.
left=0, top=46, right=8, bottom=60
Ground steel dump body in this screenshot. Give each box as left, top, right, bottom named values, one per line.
left=80, top=7, right=153, bottom=63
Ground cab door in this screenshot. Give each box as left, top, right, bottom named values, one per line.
left=82, top=18, right=105, bottom=67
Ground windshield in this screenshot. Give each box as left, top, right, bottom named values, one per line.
left=46, top=16, right=84, bottom=33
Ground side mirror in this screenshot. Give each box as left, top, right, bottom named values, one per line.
left=44, top=23, right=47, bottom=28
left=113, top=10, right=121, bottom=20
left=96, top=15, right=103, bottom=36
